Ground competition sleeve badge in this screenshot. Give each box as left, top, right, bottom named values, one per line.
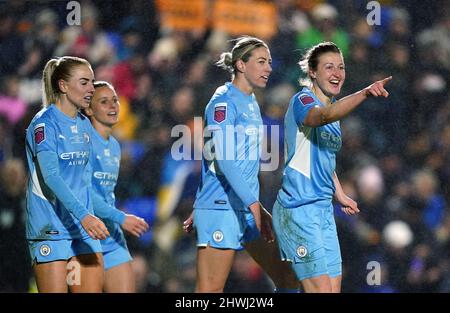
left=299, top=94, right=315, bottom=106
left=214, top=104, right=227, bottom=123
left=34, top=123, right=45, bottom=144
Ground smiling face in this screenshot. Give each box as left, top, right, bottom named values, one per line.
left=59, top=65, right=95, bottom=110
left=237, top=46, right=272, bottom=91
left=310, top=51, right=345, bottom=98
left=87, top=85, right=120, bottom=128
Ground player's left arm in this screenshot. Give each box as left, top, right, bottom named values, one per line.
left=333, top=172, right=360, bottom=215
left=91, top=189, right=126, bottom=224
left=91, top=190, right=149, bottom=237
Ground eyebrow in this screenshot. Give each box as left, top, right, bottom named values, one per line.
left=79, top=78, right=95, bottom=82
left=97, top=96, right=117, bottom=99
left=324, top=62, right=345, bottom=66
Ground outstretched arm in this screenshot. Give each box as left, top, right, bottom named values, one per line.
left=304, top=76, right=392, bottom=127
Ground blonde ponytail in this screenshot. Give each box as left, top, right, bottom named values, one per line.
left=42, top=58, right=59, bottom=107
left=215, top=52, right=233, bottom=73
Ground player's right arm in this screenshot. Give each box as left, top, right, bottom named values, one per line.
left=37, top=151, right=109, bottom=240
left=33, top=120, right=109, bottom=240
left=206, top=100, right=261, bottom=230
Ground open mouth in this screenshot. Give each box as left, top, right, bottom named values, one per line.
left=329, top=79, right=340, bottom=87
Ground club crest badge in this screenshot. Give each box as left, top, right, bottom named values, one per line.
left=296, top=245, right=308, bottom=258
left=40, top=244, right=51, bottom=256
left=213, top=230, right=224, bottom=243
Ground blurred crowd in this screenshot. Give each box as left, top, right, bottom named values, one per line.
left=0, top=0, right=449, bottom=292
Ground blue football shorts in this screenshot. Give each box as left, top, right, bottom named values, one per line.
left=194, top=208, right=260, bottom=250
left=101, top=232, right=132, bottom=271
left=272, top=199, right=342, bottom=280
left=28, top=236, right=102, bottom=264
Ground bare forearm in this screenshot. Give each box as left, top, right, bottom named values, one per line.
left=248, top=201, right=261, bottom=230
left=304, top=76, right=392, bottom=127
left=332, top=172, right=346, bottom=203
left=333, top=172, right=360, bottom=215
left=322, top=90, right=367, bottom=124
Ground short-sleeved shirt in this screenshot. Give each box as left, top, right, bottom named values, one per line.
left=277, top=87, right=342, bottom=208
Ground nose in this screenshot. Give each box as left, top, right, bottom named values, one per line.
left=331, top=66, right=343, bottom=77
left=88, top=82, right=95, bottom=94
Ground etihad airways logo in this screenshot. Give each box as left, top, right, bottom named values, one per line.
left=60, top=151, right=89, bottom=166
left=93, top=171, right=118, bottom=181
left=60, top=151, right=89, bottom=160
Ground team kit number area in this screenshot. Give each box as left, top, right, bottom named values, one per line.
left=174, top=296, right=275, bottom=312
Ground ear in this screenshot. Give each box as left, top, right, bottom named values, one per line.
left=236, top=60, right=245, bottom=73
left=309, top=69, right=316, bottom=79
left=58, top=79, right=68, bottom=94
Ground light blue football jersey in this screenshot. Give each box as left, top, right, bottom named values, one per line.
left=193, top=82, right=263, bottom=211
left=277, top=87, right=342, bottom=208
left=89, top=129, right=126, bottom=253
left=25, top=105, right=93, bottom=240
